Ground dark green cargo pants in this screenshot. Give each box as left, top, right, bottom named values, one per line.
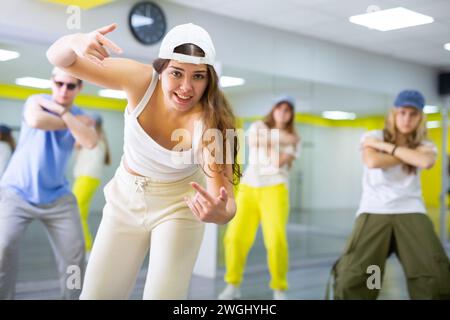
left=331, top=213, right=450, bottom=300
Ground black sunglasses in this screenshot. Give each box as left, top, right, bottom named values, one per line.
left=54, top=81, right=78, bottom=90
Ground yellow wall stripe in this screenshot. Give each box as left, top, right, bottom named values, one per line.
left=0, top=83, right=126, bottom=111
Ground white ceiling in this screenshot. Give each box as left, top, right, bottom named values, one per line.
left=166, top=0, right=450, bottom=69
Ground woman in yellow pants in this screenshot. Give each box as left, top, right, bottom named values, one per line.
left=219, top=96, right=301, bottom=300
left=72, top=114, right=111, bottom=258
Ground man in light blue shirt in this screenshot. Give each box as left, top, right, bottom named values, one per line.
left=0, top=67, right=98, bottom=299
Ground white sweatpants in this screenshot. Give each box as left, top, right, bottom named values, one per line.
left=80, top=164, right=205, bottom=300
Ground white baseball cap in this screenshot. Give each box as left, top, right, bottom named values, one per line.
left=158, top=23, right=216, bottom=66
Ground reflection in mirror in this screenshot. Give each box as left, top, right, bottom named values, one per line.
left=218, top=65, right=390, bottom=268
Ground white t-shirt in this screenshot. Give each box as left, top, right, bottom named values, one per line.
left=0, top=141, right=12, bottom=178
left=241, top=120, right=300, bottom=187
left=356, top=130, right=437, bottom=216
left=73, top=140, right=106, bottom=180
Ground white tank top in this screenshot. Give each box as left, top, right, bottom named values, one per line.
left=123, top=70, right=202, bottom=181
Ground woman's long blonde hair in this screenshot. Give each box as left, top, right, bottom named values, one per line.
left=383, top=107, right=427, bottom=174
left=153, top=44, right=241, bottom=184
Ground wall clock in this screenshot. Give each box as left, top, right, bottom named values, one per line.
left=129, top=1, right=166, bottom=45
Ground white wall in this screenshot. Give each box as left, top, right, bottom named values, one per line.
left=226, top=83, right=391, bottom=118
left=0, top=99, right=23, bottom=129
left=296, top=124, right=364, bottom=210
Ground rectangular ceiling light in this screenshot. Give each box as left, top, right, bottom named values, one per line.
left=444, top=43, right=450, bottom=51
left=40, top=0, right=116, bottom=10
left=349, top=7, right=434, bottom=31
left=322, top=111, right=356, bottom=120
left=220, top=76, right=245, bottom=88
left=98, top=89, right=127, bottom=99
left=426, top=121, right=440, bottom=129
left=0, top=49, right=20, bottom=61
left=15, top=77, right=52, bottom=89
left=424, top=105, right=439, bottom=114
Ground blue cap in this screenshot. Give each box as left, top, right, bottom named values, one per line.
left=274, top=95, right=296, bottom=109
left=0, top=124, right=11, bottom=134
left=394, top=90, right=425, bottom=111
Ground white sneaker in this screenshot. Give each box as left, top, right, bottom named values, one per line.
left=273, top=290, right=288, bottom=300
left=218, top=284, right=241, bottom=300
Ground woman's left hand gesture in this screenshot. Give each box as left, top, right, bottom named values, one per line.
left=185, top=182, right=232, bottom=225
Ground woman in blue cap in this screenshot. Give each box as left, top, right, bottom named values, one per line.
left=219, top=96, right=300, bottom=300
left=330, top=90, right=450, bottom=299
left=72, top=113, right=111, bottom=261
left=0, top=125, right=15, bottom=178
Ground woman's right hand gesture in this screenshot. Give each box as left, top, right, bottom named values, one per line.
left=71, top=23, right=123, bottom=66
left=47, top=23, right=148, bottom=93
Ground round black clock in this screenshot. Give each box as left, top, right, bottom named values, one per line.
left=128, top=1, right=167, bottom=45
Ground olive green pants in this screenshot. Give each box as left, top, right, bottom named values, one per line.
left=332, top=213, right=450, bottom=300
